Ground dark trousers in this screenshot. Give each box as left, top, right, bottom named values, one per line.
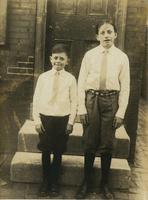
left=83, top=91, right=118, bottom=186
left=84, top=152, right=112, bottom=187
left=38, top=115, right=69, bottom=185
left=83, top=91, right=119, bottom=154
left=38, top=115, right=69, bottom=153
left=42, top=151, right=62, bottom=185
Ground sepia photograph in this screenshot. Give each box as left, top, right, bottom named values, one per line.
left=0, top=0, right=148, bottom=199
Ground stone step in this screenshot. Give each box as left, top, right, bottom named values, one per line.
left=10, top=152, right=130, bottom=190
left=18, top=120, right=130, bottom=158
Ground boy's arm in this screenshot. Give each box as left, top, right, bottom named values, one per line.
left=66, top=124, right=73, bottom=135
left=77, top=54, right=89, bottom=126
left=32, top=76, right=42, bottom=126
left=35, top=123, right=45, bottom=134
left=115, top=54, right=130, bottom=120
left=77, top=54, right=88, bottom=115
left=68, top=76, right=77, bottom=130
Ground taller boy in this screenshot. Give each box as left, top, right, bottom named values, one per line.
left=33, top=44, right=77, bottom=197
left=76, top=22, right=130, bottom=199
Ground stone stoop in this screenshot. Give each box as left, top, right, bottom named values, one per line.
left=10, top=152, right=130, bottom=190
left=10, top=119, right=131, bottom=189
left=18, top=120, right=130, bottom=159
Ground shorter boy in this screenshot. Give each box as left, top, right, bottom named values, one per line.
left=33, top=43, right=77, bottom=197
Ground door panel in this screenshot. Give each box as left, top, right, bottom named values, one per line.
left=88, top=0, right=108, bottom=15
left=45, top=0, right=117, bottom=77
left=56, top=0, right=77, bottom=14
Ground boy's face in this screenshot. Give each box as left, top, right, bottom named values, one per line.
left=96, top=23, right=117, bottom=49
left=50, top=52, right=68, bottom=71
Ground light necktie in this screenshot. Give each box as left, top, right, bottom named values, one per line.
left=99, top=50, right=108, bottom=90
left=49, top=71, right=60, bottom=103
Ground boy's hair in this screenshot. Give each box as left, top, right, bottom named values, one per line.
left=52, top=43, right=69, bottom=57
left=95, top=21, right=117, bottom=34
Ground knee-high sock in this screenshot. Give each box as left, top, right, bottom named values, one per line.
left=52, top=153, right=62, bottom=183
left=84, top=152, right=95, bottom=184
left=101, top=153, right=112, bottom=185
left=42, top=151, right=51, bottom=182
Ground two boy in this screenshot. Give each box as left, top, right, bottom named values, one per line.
left=33, top=21, right=130, bottom=199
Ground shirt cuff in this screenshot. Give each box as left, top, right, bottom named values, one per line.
left=115, top=109, right=125, bottom=119
left=77, top=105, right=87, bottom=115
left=34, top=117, right=41, bottom=126
left=68, top=117, right=74, bottom=125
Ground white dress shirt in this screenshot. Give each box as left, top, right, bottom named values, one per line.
left=33, top=68, right=77, bottom=125
left=78, top=45, right=130, bottom=119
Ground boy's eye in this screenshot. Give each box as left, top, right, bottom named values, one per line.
left=100, top=30, right=113, bottom=35
left=59, top=57, right=64, bottom=61
left=54, top=56, right=65, bottom=61
left=100, top=31, right=105, bottom=35
left=107, top=30, right=112, bottom=34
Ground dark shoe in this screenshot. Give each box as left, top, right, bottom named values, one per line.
left=38, top=181, right=49, bottom=197
left=50, top=183, right=60, bottom=197
left=75, top=182, right=89, bottom=199
left=101, top=184, right=114, bottom=199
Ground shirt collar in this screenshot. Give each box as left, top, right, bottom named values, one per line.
left=51, top=68, right=65, bottom=75
left=99, top=44, right=115, bottom=55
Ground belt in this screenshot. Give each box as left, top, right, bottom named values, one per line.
left=87, top=89, right=119, bottom=97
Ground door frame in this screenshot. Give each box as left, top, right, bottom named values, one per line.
left=34, top=0, right=47, bottom=86
left=34, top=0, right=128, bottom=81
left=115, top=0, right=128, bottom=50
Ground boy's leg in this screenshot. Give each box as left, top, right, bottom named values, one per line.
left=39, top=151, right=51, bottom=197
left=76, top=92, right=100, bottom=199
left=99, top=94, right=118, bottom=199
left=100, top=153, right=114, bottom=199
left=84, top=152, right=95, bottom=189
left=76, top=151, right=95, bottom=199
left=50, top=152, right=62, bottom=196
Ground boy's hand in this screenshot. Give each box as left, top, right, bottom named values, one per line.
left=79, top=114, right=89, bottom=126
left=113, top=117, right=123, bottom=129
left=35, top=123, right=45, bottom=134
left=66, top=124, right=73, bottom=135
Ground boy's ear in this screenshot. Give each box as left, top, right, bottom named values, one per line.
left=64, top=58, right=69, bottom=68
left=115, top=32, right=117, bottom=39
left=96, top=34, right=100, bottom=42
left=49, top=56, right=52, bottom=62
left=67, top=58, right=70, bottom=65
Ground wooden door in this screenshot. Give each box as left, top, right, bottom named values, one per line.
left=44, top=0, right=127, bottom=78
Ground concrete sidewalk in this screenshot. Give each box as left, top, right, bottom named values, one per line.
left=0, top=98, right=148, bottom=199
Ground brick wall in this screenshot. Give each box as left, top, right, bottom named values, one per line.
left=0, top=1, right=36, bottom=97
left=0, top=0, right=36, bottom=78
left=0, top=0, right=37, bottom=153
left=124, top=0, right=147, bottom=161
